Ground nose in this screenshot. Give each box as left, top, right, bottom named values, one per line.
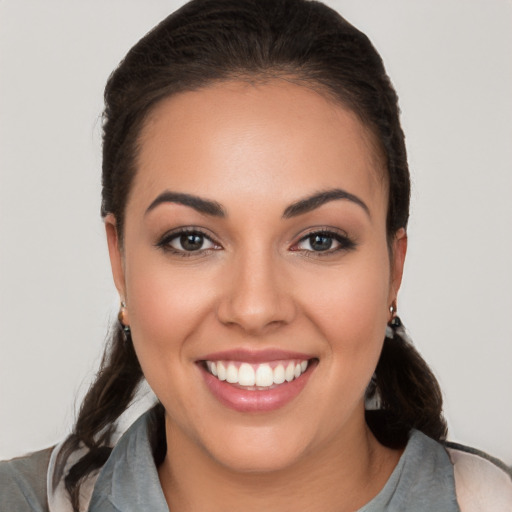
left=216, top=249, right=296, bottom=335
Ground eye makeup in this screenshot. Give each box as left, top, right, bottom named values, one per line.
left=155, top=227, right=222, bottom=257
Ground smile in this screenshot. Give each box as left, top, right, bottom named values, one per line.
left=205, top=360, right=309, bottom=389
left=198, top=351, right=317, bottom=413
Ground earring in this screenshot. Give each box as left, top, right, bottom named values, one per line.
left=389, top=300, right=402, bottom=327
left=386, top=300, right=403, bottom=336
left=385, top=300, right=412, bottom=344
left=118, top=301, right=131, bottom=338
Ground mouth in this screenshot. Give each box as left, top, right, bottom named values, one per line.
left=203, top=359, right=310, bottom=390
left=197, top=351, right=317, bottom=412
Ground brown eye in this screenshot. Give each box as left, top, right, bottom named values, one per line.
left=159, top=229, right=219, bottom=254
left=179, top=233, right=206, bottom=251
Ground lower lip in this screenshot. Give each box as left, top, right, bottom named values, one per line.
left=199, top=361, right=316, bottom=413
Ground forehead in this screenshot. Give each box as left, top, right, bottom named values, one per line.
left=131, top=80, right=387, bottom=217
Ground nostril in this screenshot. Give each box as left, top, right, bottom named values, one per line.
left=216, top=289, right=297, bottom=333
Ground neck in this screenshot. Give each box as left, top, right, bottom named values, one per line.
left=158, top=412, right=402, bottom=512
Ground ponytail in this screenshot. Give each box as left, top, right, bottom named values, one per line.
left=54, top=325, right=144, bottom=511
left=366, top=328, right=448, bottom=448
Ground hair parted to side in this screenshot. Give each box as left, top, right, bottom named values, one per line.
left=56, top=0, right=446, bottom=509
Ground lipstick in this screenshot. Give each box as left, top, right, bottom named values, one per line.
left=198, top=349, right=317, bottom=413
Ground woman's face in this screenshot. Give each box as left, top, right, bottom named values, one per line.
left=107, top=80, right=406, bottom=473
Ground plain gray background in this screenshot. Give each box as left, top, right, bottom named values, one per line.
left=1, top=0, right=511, bottom=464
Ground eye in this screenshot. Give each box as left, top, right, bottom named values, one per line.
left=157, top=229, right=220, bottom=255
left=293, top=230, right=355, bottom=254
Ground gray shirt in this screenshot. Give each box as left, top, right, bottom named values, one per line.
left=0, top=412, right=463, bottom=511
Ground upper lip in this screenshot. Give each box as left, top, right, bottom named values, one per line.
left=199, top=348, right=314, bottom=363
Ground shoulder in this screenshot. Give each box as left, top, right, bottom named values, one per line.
left=0, top=448, right=53, bottom=512
left=445, top=443, right=512, bottom=512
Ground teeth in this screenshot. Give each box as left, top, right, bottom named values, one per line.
left=217, top=362, right=227, bottom=381
left=238, top=363, right=255, bottom=386
left=285, top=362, right=295, bottom=382
left=226, top=364, right=238, bottom=383
left=255, top=364, right=274, bottom=387
left=205, top=359, right=310, bottom=388
left=273, top=364, right=285, bottom=384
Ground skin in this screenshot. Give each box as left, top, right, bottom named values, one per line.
left=106, top=80, right=407, bottom=511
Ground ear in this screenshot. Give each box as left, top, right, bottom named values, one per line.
left=389, top=227, right=408, bottom=301
left=105, top=214, right=127, bottom=305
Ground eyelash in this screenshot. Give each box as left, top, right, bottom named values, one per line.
left=156, top=228, right=356, bottom=257
left=156, top=228, right=221, bottom=257
left=291, top=229, right=356, bottom=256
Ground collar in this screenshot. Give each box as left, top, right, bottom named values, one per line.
left=48, top=414, right=459, bottom=512
left=358, top=429, right=460, bottom=511
left=47, top=411, right=167, bottom=512
left=87, top=412, right=168, bottom=512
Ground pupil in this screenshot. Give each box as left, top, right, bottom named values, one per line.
left=181, top=233, right=203, bottom=251
left=311, top=234, right=332, bottom=251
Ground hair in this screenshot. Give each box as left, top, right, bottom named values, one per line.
left=56, top=0, right=447, bottom=509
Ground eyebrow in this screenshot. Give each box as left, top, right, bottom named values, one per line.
left=145, top=191, right=225, bottom=217
left=145, top=187, right=369, bottom=220
left=282, top=188, right=370, bottom=219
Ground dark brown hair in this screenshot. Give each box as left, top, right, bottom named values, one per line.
left=56, top=1, right=446, bottom=509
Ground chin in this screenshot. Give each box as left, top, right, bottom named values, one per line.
left=198, top=423, right=314, bottom=474
left=212, top=444, right=304, bottom=474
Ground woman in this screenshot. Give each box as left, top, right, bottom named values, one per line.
left=1, top=0, right=511, bottom=510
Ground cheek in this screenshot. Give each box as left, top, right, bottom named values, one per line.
left=122, top=261, right=220, bottom=433
left=122, top=251, right=218, bottom=391
left=298, top=250, right=390, bottom=381
left=125, top=245, right=214, bottom=337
